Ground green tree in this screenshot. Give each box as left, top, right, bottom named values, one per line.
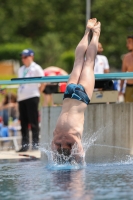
left=1, top=0, right=133, bottom=71
left=35, top=33, right=65, bottom=68
left=57, top=50, right=74, bottom=73
left=0, top=0, right=86, bottom=71
left=91, top=0, right=133, bottom=69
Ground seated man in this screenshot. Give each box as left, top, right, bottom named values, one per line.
left=52, top=18, right=101, bottom=164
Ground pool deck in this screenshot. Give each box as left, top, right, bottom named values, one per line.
left=0, top=150, right=41, bottom=159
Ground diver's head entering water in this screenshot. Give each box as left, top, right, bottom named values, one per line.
left=51, top=132, right=85, bottom=164
left=53, top=148, right=71, bottom=164
left=52, top=142, right=84, bottom=165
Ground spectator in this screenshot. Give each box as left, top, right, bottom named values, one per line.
left=0, top=91, right=18, bottom=126
left=43, top=83, right=58, bottom=106
left=0, top=92, right=18, bottom=141
left=94, top=42, right=110, bottom=74
left=114, top=79, right=126, bottom=102
left=17, top=49, right=44, bottom=152
left=43, top=67, right=67, bottom=106
left=119, top=35, right=133, bottom=102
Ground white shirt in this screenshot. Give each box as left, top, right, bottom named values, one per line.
left=94, top=55, right=109, bottom=74
left=17, top=61, right=44, bottom=101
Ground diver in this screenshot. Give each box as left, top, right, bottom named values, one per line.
left=52, top=18, right=101, bottom=163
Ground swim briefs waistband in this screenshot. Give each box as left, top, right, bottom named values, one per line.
left=63, top=83, right=90, bottom=105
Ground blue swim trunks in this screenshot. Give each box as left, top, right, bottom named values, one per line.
left=63, top=83, right=90, bottom=105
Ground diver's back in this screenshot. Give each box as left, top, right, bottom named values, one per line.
left=62, top=98, right=87, bottom=113
left=53, top=98, right=87, bottom=135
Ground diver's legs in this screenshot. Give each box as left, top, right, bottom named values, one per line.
left=78, top=22, right=101, bottom=99
left=67, top=18, right=97, bottom=86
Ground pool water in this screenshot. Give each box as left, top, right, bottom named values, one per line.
left=0, top=158, right=133, bottom=200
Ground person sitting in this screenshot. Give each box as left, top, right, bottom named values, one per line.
left=0, top=93, right=18, bottom=149
left=0, top=91, right=18, bottom=126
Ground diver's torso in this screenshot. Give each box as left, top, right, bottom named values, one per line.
left=54, top=98, right=87, bottom=136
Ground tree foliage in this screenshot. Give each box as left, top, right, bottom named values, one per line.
left=0, top=0, right=86, bottom=71
left=0, top=0, right=133, bottom=71
left=91, top=0, right=133, bottom=69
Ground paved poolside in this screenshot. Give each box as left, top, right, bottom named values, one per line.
left=0, top=150, right=41, bottom=159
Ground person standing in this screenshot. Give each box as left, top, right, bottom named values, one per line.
left=17, top=49, right=44, bottom=152
left=94, top=42, right=110, bottom=74
left=119, top=36, right=133, bottom=102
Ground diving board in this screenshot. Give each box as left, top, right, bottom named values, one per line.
left=0, top=72, right=133, bottom=85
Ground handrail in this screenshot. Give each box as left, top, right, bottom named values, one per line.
left=0, top=72, right=133, bottom=85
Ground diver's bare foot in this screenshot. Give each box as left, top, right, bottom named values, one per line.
left=87, top=18, right=97, bottom=29
left=85, top=18, right=97, bottom=34
left=92, top=21, right=101, bottom=36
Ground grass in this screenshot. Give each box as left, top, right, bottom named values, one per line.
left=0, top=74, right=17, bottom=103
left=0, top=74, right=17, bottom=80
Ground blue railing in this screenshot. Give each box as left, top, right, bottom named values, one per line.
left=0, top=72, right=133, bottom=85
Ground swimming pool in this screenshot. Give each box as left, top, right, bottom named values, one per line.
left=0, top=158, right=133, bottom=200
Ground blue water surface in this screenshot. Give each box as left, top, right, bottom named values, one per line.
left=0, top=158, right=133, bottom=200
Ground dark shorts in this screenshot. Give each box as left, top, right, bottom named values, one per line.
left=125, top=84, right=133, bottom=102
left=43, top=84, right=58, bottom=94
left=63, top=83, right=90, bottom=105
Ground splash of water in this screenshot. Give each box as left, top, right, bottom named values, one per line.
left=82, top=124, right=111, bottom=154
left=40, top=127, right=103, bottom=169
left=120, top=155, right=133, bottom=165
left=40, top=143, right=85, bottom=169
left=40, top=121, right=132, bottom=168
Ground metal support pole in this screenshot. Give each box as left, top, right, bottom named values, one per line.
left=86, top=0, right=91, bottom=23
